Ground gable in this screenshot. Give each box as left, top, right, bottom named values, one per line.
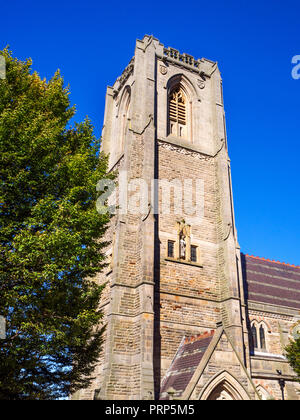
left=160, top=327, right=259, bottom=400
left=160, top=331, right=214, bottom=400
left=186, top=329, right=257, bottom=400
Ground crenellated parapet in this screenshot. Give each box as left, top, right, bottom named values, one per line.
left=161, top=46, right=217, bottom=78
left=163, top=47, right=202, bottom=69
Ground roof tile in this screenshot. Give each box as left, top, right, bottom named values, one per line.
left=160, top=331, right=214, bottom=399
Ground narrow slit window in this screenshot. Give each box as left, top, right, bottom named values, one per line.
left=259, top=325, right=266, bottom=350
left=251, top=325, right=258, bottom=349
left=191, top=245, right=197, bottom=262
left=168, top=240, right=175, bottom=258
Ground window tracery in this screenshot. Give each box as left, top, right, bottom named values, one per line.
left=250, top=321, right=268, bottom=352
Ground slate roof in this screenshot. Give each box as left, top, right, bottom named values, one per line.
left=241, top=253, right=300, bottom=310
left=160, top=330, right=214, bottom=400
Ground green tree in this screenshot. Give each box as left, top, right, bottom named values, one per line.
left=285, top=338, right=300, bottom=382
left=0, top=48, right=112, bottom=399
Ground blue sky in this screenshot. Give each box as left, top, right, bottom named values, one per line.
left=1, top=0, right=299, bottom=265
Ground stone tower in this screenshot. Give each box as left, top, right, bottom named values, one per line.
left=75, top=35, right=253, bottom=400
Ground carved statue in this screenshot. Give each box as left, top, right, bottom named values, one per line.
left=180, top=235, right=186, bottom=259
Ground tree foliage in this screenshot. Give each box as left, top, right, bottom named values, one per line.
left=285, top=338, right=300, bottom=382
left=0, top=48, right=111, bottom=399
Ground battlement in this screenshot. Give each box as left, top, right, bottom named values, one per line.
left=112, top=36, right=218, bottom=90
left=163, top=47, right=202, bottom=69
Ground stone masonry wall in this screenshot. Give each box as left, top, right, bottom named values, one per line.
left=156, top=141, right=222, bottom=379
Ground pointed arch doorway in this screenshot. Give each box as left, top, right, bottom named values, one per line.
left=199, top=371, right=251, bottom=400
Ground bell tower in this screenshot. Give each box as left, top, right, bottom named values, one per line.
left=77, top=35, right=250, bottom=400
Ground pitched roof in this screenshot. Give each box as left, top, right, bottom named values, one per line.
left=241, top=253, right=300, bottom=310
left=160, top=330, right=214, bottom=400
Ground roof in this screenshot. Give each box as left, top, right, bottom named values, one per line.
left=160, top=330, right=214, bottom=400
left=241, top=253, right=300, bottom=310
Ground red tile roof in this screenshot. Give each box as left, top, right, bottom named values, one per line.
left=244, top=254, right=300, bottom=269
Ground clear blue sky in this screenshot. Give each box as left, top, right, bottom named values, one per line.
left=1, top=0, right=299, bottom=265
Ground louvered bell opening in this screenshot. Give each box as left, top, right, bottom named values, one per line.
left=169, top=99, right=178, bottom=122
left=169, top=99, right=186, bottom=125
left=178, top=102, right=186, bottom=125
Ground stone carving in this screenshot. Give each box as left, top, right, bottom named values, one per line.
left=160, top=64, right=168, bottom=75
left=158, top=140, right=214, bottom=162
left=197, top=79, right=205, bottom=89
left=180, top=235, right=186, bottom=259
left=292, top=322, right=300, bottom=340
left=171, top=86, right=185, bottom=104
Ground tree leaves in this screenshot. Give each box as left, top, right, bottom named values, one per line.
left=285, top=339, right=300, bottom=382
left=0, top=49, right=112, bottom=399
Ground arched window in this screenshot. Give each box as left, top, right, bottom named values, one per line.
left=250, top=321, right=269, bottom=353
left=259, top=325, right=266, bottom=350
left=119, top=87, right=131, bottom=155
left=168, top=86, right=187, bottom=138
left=251, top=324, right=258, bottom=349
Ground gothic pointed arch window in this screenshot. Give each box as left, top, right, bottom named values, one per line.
left=119, top=86, right=131, bottom=156
left=168, top=85, right=187, bottom=138
left=251, top=324, right=258, bottom=349
left=250, top=321, right=269, bottom=353
left=259, top=325, right=266, bottom=350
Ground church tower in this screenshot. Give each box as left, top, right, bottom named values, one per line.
left=76, top=35, right=252, bottom=400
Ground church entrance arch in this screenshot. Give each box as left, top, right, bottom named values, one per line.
left=199, top=371, right=251, bottom=400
